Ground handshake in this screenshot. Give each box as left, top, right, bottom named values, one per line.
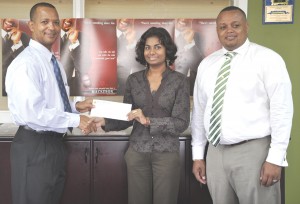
left=75, top=98, right=150, bottom=135
left=75, top=98, right=104, bottom=135
left=80, top=116, right=104, bottom=135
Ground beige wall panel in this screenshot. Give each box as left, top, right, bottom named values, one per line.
left=0, top=2, right=72, bottom=19
left=86, top=1, right=230, bottom=18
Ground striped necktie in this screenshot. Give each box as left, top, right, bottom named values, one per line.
left=51, top=55, right=73, bottom=132
left=208, top=52, right=237, bottom=146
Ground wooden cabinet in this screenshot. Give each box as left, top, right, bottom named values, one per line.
left=0, top=135, right=285, bottom=204
left=61, top=138, right=130, bottom=204
left=60, top=140, right=91, bottom=204
left=0, top=139, right=12, bottom=204
left=92, top=140, right=129, bottom=204
left=60, top=136, right=199, bottom=204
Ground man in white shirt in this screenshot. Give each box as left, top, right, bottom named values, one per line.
left=5, top=3, right=97, bottom=204
left=191, top=6, right=293, bottom=204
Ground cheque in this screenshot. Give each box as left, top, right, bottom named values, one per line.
left=90, top=99, right=132, bottom=121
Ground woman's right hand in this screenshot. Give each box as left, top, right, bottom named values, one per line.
left=88, top=117, right=105, bottom=128
left=127, top=109, right=149, bottom=126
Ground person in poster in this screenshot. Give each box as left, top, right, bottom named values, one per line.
left=2, top=18, right=30, bottom=96
left=116, top=18, right=144, bottom=95
left=60, top=18, right=91, bottom=96
left=174, top=18, right=204, bottom=95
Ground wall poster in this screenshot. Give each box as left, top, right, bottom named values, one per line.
left=1, top=18, right=221, bottom=97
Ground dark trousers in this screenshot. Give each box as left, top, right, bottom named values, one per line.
left=11, top=127, right=67, bottom=204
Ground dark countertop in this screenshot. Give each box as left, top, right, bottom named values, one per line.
left=0, top=123, right=191, bottom=138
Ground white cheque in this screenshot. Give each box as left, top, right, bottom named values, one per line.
left=90, top=99, right=132, bottom=121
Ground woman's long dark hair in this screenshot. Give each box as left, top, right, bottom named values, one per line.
left=135, top=27, right=177, bottom=66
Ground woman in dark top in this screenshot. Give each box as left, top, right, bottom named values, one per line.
left=94, top=27, right=190, bottom=204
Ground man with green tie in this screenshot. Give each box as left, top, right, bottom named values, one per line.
left=191, top=6, right=293, bottom=204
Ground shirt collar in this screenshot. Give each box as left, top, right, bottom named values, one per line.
left=116, top=29, right=123, bottom=38
left=29, top=39, right=54, bottom=62
left=222, top=38, right=250, bottom=56
left=2, top=29, right=10, bottom=38
left=61, top=30, right=67, bottom=38
left=175, top=29, right=180, bottom=38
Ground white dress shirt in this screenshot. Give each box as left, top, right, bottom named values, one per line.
left=5, top=39, right=80, bottom=133
left=191, top=39, right=293, bottom=166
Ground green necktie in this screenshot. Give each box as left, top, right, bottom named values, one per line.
left=208, top=52, right=237, bottom=146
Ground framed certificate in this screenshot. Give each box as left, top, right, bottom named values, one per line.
left=263, top=0, right=294, bottom=24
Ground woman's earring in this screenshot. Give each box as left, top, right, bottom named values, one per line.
left=166, top=59, right=170, bottom=67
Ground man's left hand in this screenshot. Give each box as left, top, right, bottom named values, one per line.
left=260, top=161, right=282, bottom=187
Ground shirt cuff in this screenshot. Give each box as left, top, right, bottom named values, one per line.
left=184, top=40, right=195, bottom=51
left=69, top=40, right=80, bottom=51
left=66, top=112, right=80, bottom=128
left=11, top=41, right=23, bottom=51
left=192, top=145, right=206, bottom=160
left=266, top=147, right=288, bottom=167
left=70, top=100, right=80, bottom=113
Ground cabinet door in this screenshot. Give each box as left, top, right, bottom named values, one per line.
left=93, top=140, right=129, bottom=204
left=188, top=142, right=213, bottom=204
left=60, top=141, right=91, bottom=204
left=0, top=141, right=12, bottom=204
left=189, top=173, right=212, bottom=204
left=177, top=139, right=189, bottom=204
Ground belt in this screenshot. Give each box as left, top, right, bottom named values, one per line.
left=225, top=139, right=254, bottom=146
left=223, top=136, right=271, bottom=146
left=20, top=125, right=67, bottom=137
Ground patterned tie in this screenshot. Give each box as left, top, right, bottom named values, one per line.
left=62, top=33, right=68, bottom=43
left=51, top=55, right=73, bottom=132
left=4, top=33, right=10, bottom=42
left=208, top=52, right=237, bottom=146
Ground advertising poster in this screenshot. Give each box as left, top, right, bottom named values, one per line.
left=2, top=18, right=221, bottom=97
left=59, top=18, right=117, bottom=96
left=116, top=18, right=175, bottom=95
left=1, top=19, right=31, bottom=96
left=174, top=19, right=221, bottom=95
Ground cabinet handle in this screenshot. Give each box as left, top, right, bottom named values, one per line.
left=95, top=147, right=99, bottom=163
left=85, top=148, right=88, bottom=163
